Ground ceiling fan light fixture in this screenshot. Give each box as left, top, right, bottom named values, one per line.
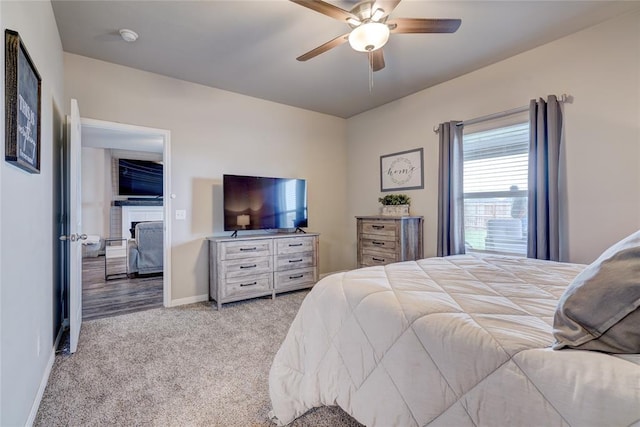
left=348, top=22, right=390, bottom=52
left=346, top=17, right=361, bottom=26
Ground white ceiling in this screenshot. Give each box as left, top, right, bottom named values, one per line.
left=51, top=0, right=640, bottom=118
left=81, top=120, right=164, bottom=153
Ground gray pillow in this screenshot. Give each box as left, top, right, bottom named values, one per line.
left=553, top=230, right=640, bottom=353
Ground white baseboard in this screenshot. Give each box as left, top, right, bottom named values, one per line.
left=169, top=294, right=209, bottom=307
left=26, top=328, right=63, bottom=426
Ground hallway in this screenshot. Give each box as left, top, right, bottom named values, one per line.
left=82, top=256, right=163, bottom=321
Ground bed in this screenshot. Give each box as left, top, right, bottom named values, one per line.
left=268, top=252, right=640, bottom=426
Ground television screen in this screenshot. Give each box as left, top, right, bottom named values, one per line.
left=223, top=174, right=308, bottom=231
left=118, top=159, right=163, bottom=197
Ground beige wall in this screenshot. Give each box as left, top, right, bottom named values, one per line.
left=347, top=11, right=640, bottom=265
left=81, top=147, right=110, bottom=237
left=0, top=1, right=64, bottom=425
left=64, top=53, right=350, bottom=301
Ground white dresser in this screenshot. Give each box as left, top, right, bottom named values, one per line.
left=208, top=233, right=319, bottom=309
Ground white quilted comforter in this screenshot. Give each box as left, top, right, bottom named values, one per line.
left=269, top=255, right=640, bottom=426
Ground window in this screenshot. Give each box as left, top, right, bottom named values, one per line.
left=463, top=122, right=529, bottom=256
left=283, top=179, right=307, bottom=228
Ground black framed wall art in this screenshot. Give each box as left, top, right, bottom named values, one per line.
left=5, top=29, right=41, bottom=173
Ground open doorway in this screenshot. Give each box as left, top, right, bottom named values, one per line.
left=78, top=118, right=171, bottom=320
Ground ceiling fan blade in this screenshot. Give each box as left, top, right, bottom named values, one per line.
left=290, top=0, right=358, bottom=22
left=372, top=0, right=402, bottom=18
left=370, top=49, right=385, bottom=72
left=389, top=18, right=462, bottom=34
left=296, top=33, right=350, bottom=62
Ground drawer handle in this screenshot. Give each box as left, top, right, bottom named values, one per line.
left=288, top=243, right=303, bottom=247
left=289, top=259, right=303, bottom=263
left=373, top=257, right=385, bottom=262
left=372, top=241, right=385, bottom=246
left=240, top=281, right=257, bottom=287
left=372, top=225, right=385, bottom=229
left=240, top=247, right=257, bottom=252
left=289, top=274, right=304, bottom=279
left=240, top=264, right=257, bottom=269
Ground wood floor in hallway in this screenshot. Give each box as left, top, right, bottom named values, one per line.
left=82, top=256, right=163, bottom=321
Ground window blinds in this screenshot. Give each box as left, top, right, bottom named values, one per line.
left=463, top=123, right=529, bottom=256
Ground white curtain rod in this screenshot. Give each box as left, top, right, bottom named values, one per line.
left=432, top=93, right=570, bottom=134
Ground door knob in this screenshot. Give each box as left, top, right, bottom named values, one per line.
left=59, top=233, right=87, bottom=242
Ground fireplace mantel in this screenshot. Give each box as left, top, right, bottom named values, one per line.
left=114, top=199, right=163, bottom=207
left=120, top=205, right=163, bottom=239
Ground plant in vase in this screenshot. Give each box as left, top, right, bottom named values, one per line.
left=378, top=194, right=411, bottom=216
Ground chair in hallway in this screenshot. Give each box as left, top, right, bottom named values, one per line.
left=128, top=221, right=164, bottom=275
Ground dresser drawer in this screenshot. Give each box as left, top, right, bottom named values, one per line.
left=224, top=273, right=272, bottom=299
left=361, top=253, right=397, bottom=267
left=274, top=267, right=317, bottom=290
left=276, top=236, right=315, bottom=254
left=362, top=246, right=396, bottom=260
left=361, top=220, right=397, bottom=237
left=222, top=256, right=272, bottom=278
left=219, top=239, right=272, bottom=260
left=275, top=252, right=315, bottom=271
left=361, top=238, right=397, bottom=252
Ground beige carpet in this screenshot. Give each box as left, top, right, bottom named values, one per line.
left=35, top=291, right=363, bottom=426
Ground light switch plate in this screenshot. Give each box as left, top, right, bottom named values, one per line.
left=175, top=209, right=186, bottom=220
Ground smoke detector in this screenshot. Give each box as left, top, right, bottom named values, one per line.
left=119, top=29, right=138, bottom=43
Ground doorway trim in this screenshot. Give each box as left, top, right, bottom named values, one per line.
left=80, top=118, right=172, bottom=307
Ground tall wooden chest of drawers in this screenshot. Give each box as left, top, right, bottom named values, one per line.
left=208, top=233, right=319, bottom=309
left=356, top=216, right=423, bottom=268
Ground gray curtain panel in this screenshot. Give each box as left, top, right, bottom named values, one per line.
left=437, top=121, right=465, bottom=257
left=528, top=95, right=562, bottom=260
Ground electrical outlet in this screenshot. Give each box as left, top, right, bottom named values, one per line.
left=36, top=332, right=41, bottom=357
left=175, top=209, right=186, bottom=220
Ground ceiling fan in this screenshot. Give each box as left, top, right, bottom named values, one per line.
left=290, top=0, right=461, bottom=72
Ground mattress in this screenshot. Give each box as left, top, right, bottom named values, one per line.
left=269, top=255, right=640, bottom=426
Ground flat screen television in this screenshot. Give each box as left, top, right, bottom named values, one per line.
left=118, top=159, right=163, bottom=197
left=223, top=174, right=308, bottom=232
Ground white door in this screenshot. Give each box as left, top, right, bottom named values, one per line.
left=66, top=99, right=84, bottom=353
